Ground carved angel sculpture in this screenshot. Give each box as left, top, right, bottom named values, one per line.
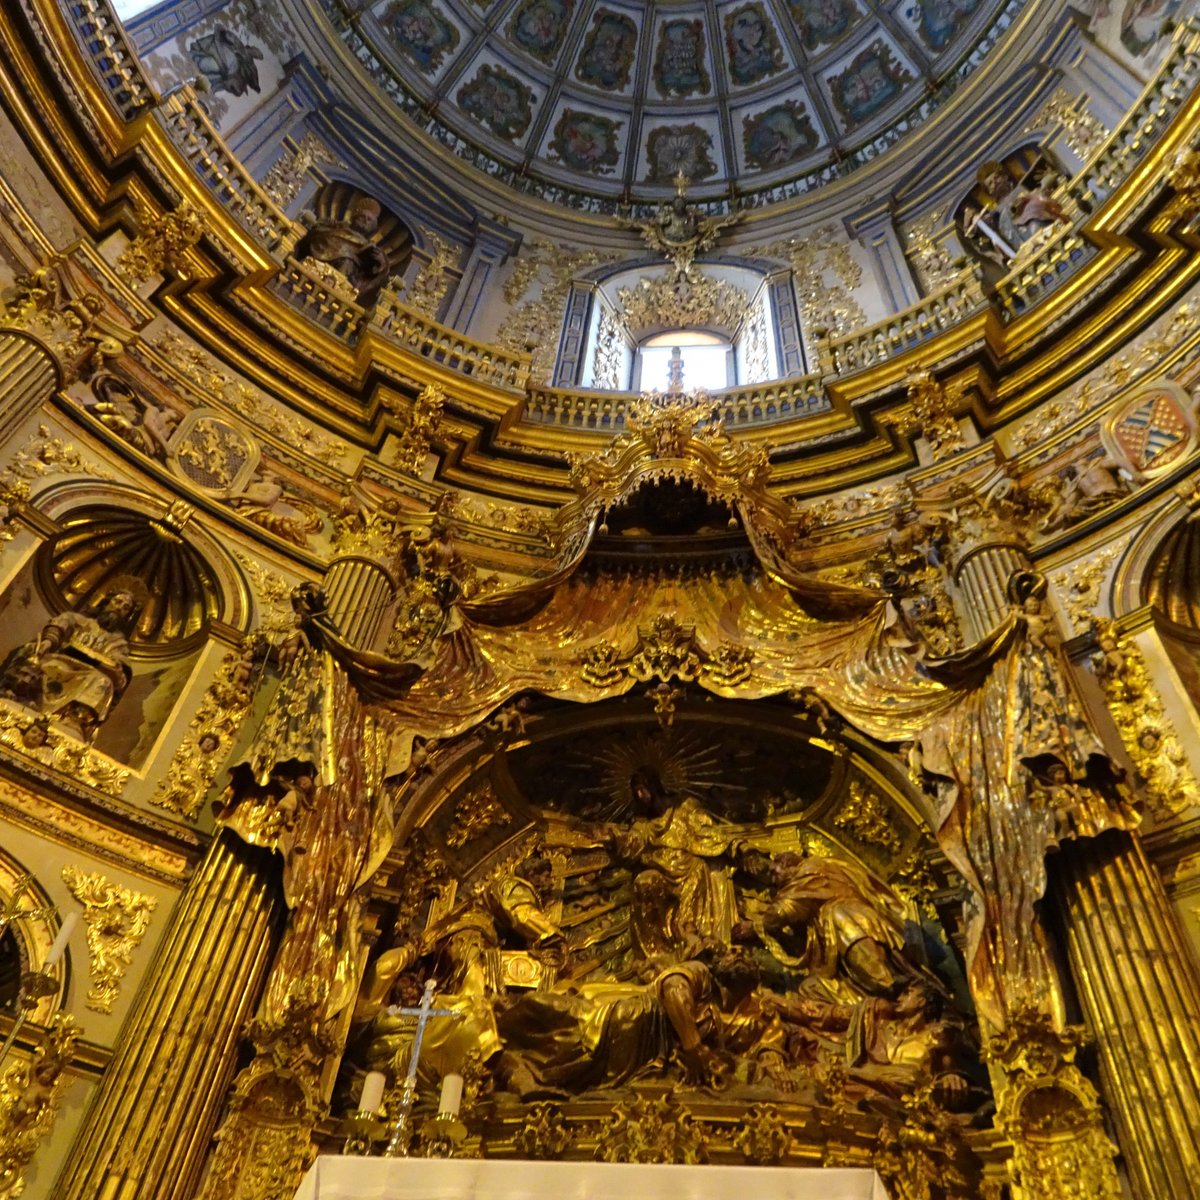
left=621, top=172, right=743, bottom=279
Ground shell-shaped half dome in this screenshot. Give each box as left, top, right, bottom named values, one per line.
left=41, top=506, right=223, bottom=648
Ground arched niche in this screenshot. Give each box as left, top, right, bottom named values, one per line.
left=296, top=181, right=415, bottom=307
left=953, top=141, right=1069, bottom=284
left=0, top=481, right=252, bottom=767
left=342, top=695, right=981, bottom=1166
left=0, top=851, right=68, bottom=1024
left=1112, top=508, right=1200, bottom=716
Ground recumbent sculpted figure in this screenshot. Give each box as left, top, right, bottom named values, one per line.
left=350, top=770, right=979, bottom=1114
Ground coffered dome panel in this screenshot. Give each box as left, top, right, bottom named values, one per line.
left=345, top=0, right=1022, bottom=199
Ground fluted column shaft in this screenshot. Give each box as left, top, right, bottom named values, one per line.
left=1054, top=831, right=1200, bottom=1200
left=55, top=832, right=280, bottom=1200
left=950, top=542, right=1029, bottom=643
left=0, top=328, right=58, bottom=449
left=323, top=554, right=396, bottom=650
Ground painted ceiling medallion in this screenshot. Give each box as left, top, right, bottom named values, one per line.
left=356, top=0, right=1023, bottom=199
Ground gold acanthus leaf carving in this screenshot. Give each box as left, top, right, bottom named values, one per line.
left=1024, top=87, right=1108, bottom=161
left=0, top=1013, right=79, bottom=1196
left=399, top=231, right=458, bottom=318
left=617, top=270, right=749, bottom=336
left=152, top=637, right=267, bottom=820
left=834, top=780, right=902, bottom=854
left=904, top=366, right=967, bottom=455
left=385, top=382, right=446, bottom=473
left=1090, top=619, right=1198, bottom=819
left=116, top=203, right=205, bottom=286
left=751, top=227, right=865, bottom=336
left=5, top=423, right=113, bottom=486
left=61, top=866, right=156, bottom=1014
left=512, top=1101, right=573, bottom=1159
left=1051, top=545, right=1122, bottom=633
left=902, top=206, right=962, bottom=294
left=0, top=477, right=31, bottom=544
left=1, top=258, right=126, bottom=383
left=496, top=241, right=618, bottom=377
left=232, top=549, right=300, bottom=638
left=0, top=702, right=129, bottom=796
left=261, top=132, right=338, bottom=210
left=445, top=785, right=513, bottom=849
left=595, top=1094, right=707, bottom=1165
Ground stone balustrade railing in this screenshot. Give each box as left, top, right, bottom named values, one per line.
left=271, top=259, right=367, bottom=342
left=373, top=294, right=532, bottom=392
left=824, top=271, right=988, bottom=375
left=1076, top=18, right=1200, bottom=211
left=59, top=0, right=157, bottom=119
left=994, top=228, right=1093, bottom=320
left=155, top=93, right=295, bottom=254
left=523, top=374, right=829, bottom=431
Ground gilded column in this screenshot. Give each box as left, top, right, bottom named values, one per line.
left=0, top=327, right=59, bottom=450
left=939, top=486, right=1030, bottom=643
left=193, top=554, right=402, bottom=1200
left=1054, top=830, right=1200, bottom=1200
left=950, top=542, right=1030, bottom=642
left=54, top=832, right=279, bottom=1200
left=322, top=554, right=396, bottom=650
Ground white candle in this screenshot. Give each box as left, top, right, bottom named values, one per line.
left=438, top=1072, right=463, bottom=1117
left=359, top=1070, right=386, bottom=1115
left=46, top=913, right=77, bottom=967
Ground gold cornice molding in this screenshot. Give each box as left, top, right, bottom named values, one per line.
left=3, top=0, right=1200, bottom=508
left=0, top=766, right=198, bottom=886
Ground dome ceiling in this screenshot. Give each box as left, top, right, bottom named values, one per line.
left=336, top=0, right=1025, bottom=204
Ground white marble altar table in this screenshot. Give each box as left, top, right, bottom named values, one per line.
left=295, top=1155, right=890, bottom=1200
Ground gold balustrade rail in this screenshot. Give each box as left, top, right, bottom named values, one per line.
left=42, top=0, right=1200, bottom=410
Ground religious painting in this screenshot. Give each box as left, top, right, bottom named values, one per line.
left=724, top=3, right=785, bottom=87
left=549, top=109, right=622, bottom=173
left=1114, top=0, right=1182, bottom=56
left=575, top=9, right=638, bottom=90
left=1103, top=382, right=1197, bottom=478
left=457, top=64, right=534, bottom=140
left=381, top=0, right=460, bottom=72
left=788, top=0, right=861, bottom=50
left=908, top=0, right=982, bottom=52
left=507, top=0, right=574, bottom=64
left=644, top=123, right=717, bottom=184
left=189, top=26, right=264, bottom=97
left=742, top=101, right=818, bottom=170
left=828, top=42, right=912, bottom=127
left=653, top=20, right=710, bottom=97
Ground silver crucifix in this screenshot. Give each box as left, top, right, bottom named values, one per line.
left=382, top=978, right=463, bottom=1157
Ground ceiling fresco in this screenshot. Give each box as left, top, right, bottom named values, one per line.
left=335, top=0, right=1027, bottom=202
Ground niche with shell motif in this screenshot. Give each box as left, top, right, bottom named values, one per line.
left=0, top=503, right=224, bottom=766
